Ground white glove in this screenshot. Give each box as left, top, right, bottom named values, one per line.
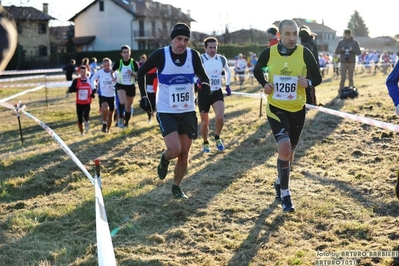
left=396, top=105, right=399, bottom=116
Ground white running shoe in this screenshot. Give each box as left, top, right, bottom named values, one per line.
left=84, top=120, right=90, bottom=131
left=117, top=118, right=124, bottom=128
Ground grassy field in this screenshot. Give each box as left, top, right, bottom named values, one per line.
left=1, top=67, right=399, bottom=266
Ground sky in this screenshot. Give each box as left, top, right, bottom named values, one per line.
left=2, top=0, right=397, bottom=38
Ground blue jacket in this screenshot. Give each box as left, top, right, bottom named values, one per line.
left=386, top=62, right=399, bottom=106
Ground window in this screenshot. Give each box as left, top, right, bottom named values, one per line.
left=139, top=20, right=144, bottom=37
left=38, top=22, right=47, bottom=34
left=38, top=45, right=48, bottom=56
left=99, top=0, right=104, bottom=11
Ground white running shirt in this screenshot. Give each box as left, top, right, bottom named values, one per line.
left=156, top=47, right=196, bottom=113
left=90, top=69, right=115, bottom=97
left=200, top=54, right=231, bottom=91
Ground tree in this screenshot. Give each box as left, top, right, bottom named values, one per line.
left=346, top=10, right=369, bottom=37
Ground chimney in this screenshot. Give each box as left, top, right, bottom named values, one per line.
left=43, top=3, right=48, bottom=14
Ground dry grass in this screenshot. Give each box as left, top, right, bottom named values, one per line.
left=1, top=67, right=399, bottom=266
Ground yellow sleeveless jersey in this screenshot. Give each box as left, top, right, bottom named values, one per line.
left=267, top=45, right=307, bottom=112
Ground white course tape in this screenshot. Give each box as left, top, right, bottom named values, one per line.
left=0, top=68, right=63, bottom=75
left=95, top=177, right=117, bottom=266
left=0, top=100, right=117, bottom=265
left=0, top=81, right=71, bottom=88
left=0, top=85, right=44, bottom=103
left=0, top=74, right=67, bottom=82
left=230, top=91, right=267, bottom=99
left=305, top=104, right=399, bottom=133
left=231, top=91, right=399, bottom=133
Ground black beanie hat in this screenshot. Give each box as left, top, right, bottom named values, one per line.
left=170, top=23, right=191, bottom=40
left=267, top=27, right=277, bottom=35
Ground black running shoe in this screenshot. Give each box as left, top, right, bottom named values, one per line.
left=102, top=124, right=107, bottom=133
left=172, top=186, right=188, bottom=199
left=157, top=152, right=169, bottom=180
left=281, top=195, right=295, bottom=213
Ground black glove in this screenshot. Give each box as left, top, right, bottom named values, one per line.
left=140, top=96, right=152, bottom=112
left=91, top=89, right=96, bottom=99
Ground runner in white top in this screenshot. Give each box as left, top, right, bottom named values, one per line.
left=137, top=23, right=210, bottom=199
left=197, top=37, right=231, bottom=152
left=90, top=58, right=115, bottom=133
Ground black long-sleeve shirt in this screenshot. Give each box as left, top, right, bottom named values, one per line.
left=137, top=46, right=210, bottom=97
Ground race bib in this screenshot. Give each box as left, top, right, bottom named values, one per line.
left=209, top=74, right=221, bottom=91
left=168, top=84, right=193, bottom=109
left=78, top=90, right=89, bottom=101
left=122, top=72, right=132, bottom=84
left=272, top=75, right=298, bottom=100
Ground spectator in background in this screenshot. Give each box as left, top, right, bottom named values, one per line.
left=334, top=29, right=361, bottom=95
left=89, top=57, right=98, bottom=77
left=139, top=54, right=147, bottom=67
left=389, top=51, right=398, bottom=68
left=363, top=50, right=372, bottom=74
left=299, top=25, right=319, bottom=105
left=248, top=53, right=258, bottom=85
left=332, top=53, right=340, bottom=77
left=372, top=50, right=380, bottom=75
left=381, top=50, right=391, bottom=74
left=267, top=26, right=279, bottom=46
left=318, top=53, right=326, bottom=78
left=235, top=53, right=247, bottom=88
left=299, top=25, right=319, bottom=63
left=63, top=59, right=77, bottom=81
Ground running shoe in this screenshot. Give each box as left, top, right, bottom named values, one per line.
left=172, top=186, right=188, bottom=199
left=84, top=120, right=90, bottom=131
left=102, top=123, right=107, bottom=133
left=157, top=151, right=169, bottom=180
left=203, top=143, right=210, bottom=153
left=281, top=195, right=295, bottom=213
left=274, top=180, right=281, bottom=201
left=216, top=139, right=224, bottom=151
left=117, top=118, right=124, bottom=128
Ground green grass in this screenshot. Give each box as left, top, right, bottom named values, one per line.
left=1, top=67, right=399, bottom=265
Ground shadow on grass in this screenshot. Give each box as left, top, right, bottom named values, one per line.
left=0, top=113, right=158, bottom=202
left=1, top=93, right=358, bottom=265
left=304, top=171, right=399, bottom=217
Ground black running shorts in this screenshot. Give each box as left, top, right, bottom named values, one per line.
left=156, top=111, right=198, bottom=139
left=115, top=83, right=136, bottom=97
left=197, top=88, right=224, bottom=113
left=99, top=96, right=115, bottom=111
